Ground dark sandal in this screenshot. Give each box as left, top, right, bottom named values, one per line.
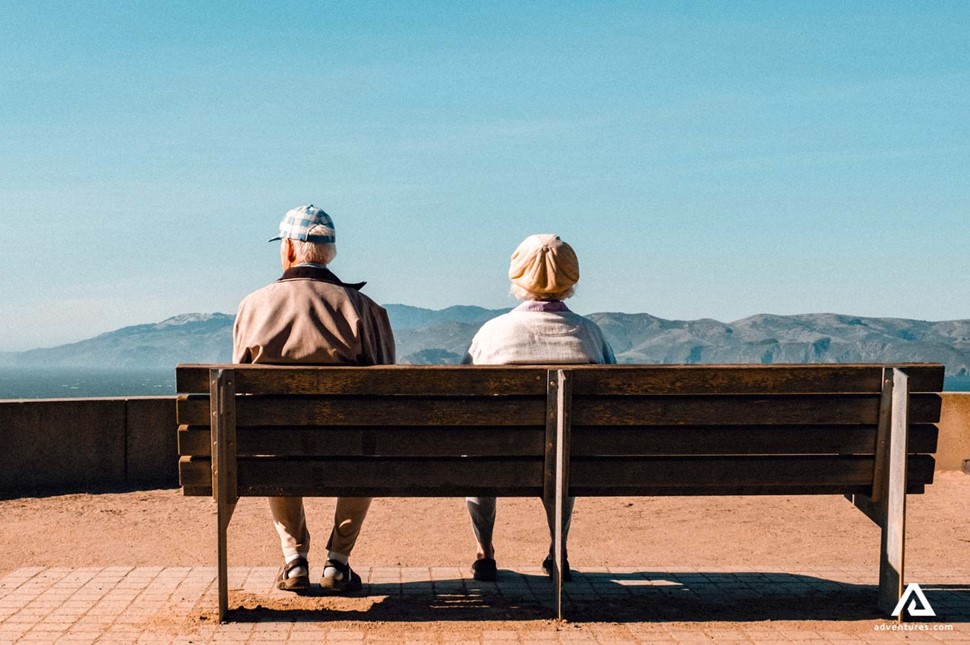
left=320, top=559, right=362, bottom=593
left=276, top=556, right=311, bottom=591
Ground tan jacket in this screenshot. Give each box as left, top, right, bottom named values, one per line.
left=233, top=265, right=395, bottom=365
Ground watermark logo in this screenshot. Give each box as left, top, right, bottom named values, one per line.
left=891, top=583, right=936, bottom=618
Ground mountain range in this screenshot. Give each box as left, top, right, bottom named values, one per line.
left=1, top=306, right=968, bottom=376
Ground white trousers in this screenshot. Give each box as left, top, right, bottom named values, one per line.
left=466, top=496, right=575, bottom=556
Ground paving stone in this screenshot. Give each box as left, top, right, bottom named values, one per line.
left=1, top=566, right=969, bottom=642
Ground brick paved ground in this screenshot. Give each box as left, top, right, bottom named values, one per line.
left=1, top=566, right=967, bottom=643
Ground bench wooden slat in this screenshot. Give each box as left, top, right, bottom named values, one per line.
left=177, top=395, right=546, bottom=426
left=178, top=454, right=934, bottom=497
left=178, top=392, right=942, bottom=427
left=571, top=393, right=942, bottom=426
left=175, top=363, right=946, bottom=395
left=179, top=456, right=544, bottom=497
left=569, top=483, right=927, bottom=496
left=568, top=454, right=936, bottom=495
left=567, top=364, right=944, bottom=394
left=570, top=424, right=939, bottom=456
left=177, top=365, right=548, bottom=395
left=177, top=482, right=926, bottom=496
left=177, top=423, right=939, bottom=458
left=178, top=425, right=545, bottom=457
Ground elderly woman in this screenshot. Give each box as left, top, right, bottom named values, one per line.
left=463, top=234, right=616, bottom=582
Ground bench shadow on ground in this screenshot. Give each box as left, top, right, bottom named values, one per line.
left=223, top=571, right=970, bottom=624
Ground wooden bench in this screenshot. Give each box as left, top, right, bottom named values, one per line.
left=176, top=362, right=944, bottom=622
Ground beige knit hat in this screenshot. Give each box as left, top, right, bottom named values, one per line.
left=508, top=234, right=580, bottom=296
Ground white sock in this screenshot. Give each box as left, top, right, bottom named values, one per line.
left=324, top=551, right=349, bottom=579
left=327, top=551, right=349, bottom=565
left=284, top=553, right=307, bottom=578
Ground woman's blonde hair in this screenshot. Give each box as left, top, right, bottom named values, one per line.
left=510, top=283, right=575, bottom=301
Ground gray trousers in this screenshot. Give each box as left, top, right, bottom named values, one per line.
left=466, top=496, right=575, bottom=555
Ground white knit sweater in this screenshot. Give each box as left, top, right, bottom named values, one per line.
left=463, top=302, right=616, bottom=365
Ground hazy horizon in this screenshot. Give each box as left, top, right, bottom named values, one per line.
left=1, top=366, right=969, bottom=401
left=2, top=3, right=967, bottom=351
left=4, top=304, right=970, bottom=355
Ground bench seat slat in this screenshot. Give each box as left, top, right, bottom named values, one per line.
left=176, top=363, right=945, bottom=395
left=177, top=365, right=548, bottom=396
left=567, top=364, right=944, bottom=394
left=570, top=424, right=939, bottom=456
left=569, top=483, right=928, bottom=496
left=179, top=483, right=926, bottom=496
left=572, top=393, right=941, bottom=426
left=178, top=395, right=546, bottom=426
left=177, top=392, right=942, bottom=427
left=569, top=455, right=935, bottom=494
left=177, top=423, right=939, bottom=458
left=178, top=425, right=545, bottom=457
left=179, top=456, right=544, bottom=497
left=178, top=454, right=934, bottom=497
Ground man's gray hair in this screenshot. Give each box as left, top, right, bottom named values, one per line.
left=292, top=225, right=337, bottom=265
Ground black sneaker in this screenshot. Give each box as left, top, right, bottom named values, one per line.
left=276, top=556, right=311, bottom=592
left=321, top=559, right=362, bottom=593
left=542, top=555, right=572, bottom=582
left=471, top=557, right=497, bottom=582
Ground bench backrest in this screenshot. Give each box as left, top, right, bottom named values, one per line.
left=178, top=365, right=552, bottom=498
left=176, top=363, right=943, bottom=499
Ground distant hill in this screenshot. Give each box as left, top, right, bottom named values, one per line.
left=589, top=312, right=970, bottom=375
left=1, top=307, right=968, bottom=376
left=0, top=313, right=235, bottom=369
left=384, top=304, right=509, bottom=330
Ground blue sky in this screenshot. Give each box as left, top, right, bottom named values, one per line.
left=1, top=2, right=968, bottom=351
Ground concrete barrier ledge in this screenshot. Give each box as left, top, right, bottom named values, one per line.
left=1, top=393, right=967, bottom=496
left=937, top=392, right=970, bottom=472
left=0, top=396, right=176, bottom=494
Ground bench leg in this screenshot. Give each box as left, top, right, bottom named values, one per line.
left=217, top=498, right=237, bottom=622
left=877, top=368, right=909, bottom=619
left=210, top=368, right=238, bottom=623
left=553, top=464, right=564, bottom=621
left=544, top=369, right=573, bottom=620
left=552, top=370, right=572, bottom=621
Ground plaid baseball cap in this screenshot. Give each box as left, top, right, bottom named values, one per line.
left=269, top=204, right=336, bottom=244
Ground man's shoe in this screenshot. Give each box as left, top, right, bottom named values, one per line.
left=276, top=557, right=311, bottom=592
left=321, top=559, right=362, bottom=593
left=471, top=557, right=497, bottom=582
left=542, top=555, right=572, bottom=582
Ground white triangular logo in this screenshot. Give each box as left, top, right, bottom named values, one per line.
left=891, top=583, right=936, bottom=618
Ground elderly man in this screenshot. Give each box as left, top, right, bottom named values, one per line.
left=234, top=204, right=395, bottom=593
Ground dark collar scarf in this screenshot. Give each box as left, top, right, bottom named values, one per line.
left=278, top=265, right=366, bottom=291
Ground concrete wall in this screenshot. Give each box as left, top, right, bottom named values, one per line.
left=936, top=393, right=970, bottom=472
left=0, top=393, right=967, bottom=496
left=0, top=397, right=176, bottom=495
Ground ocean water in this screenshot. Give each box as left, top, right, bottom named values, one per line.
left=0, top=368, right=175, bottom=399
left=944, top=376, right=970, bottom=392
left=0, top=367, right=967, bottom=400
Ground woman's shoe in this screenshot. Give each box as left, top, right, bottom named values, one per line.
left=471, top=557, right=497, bottom=582
left=541, top=555, right=572, bottom=582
